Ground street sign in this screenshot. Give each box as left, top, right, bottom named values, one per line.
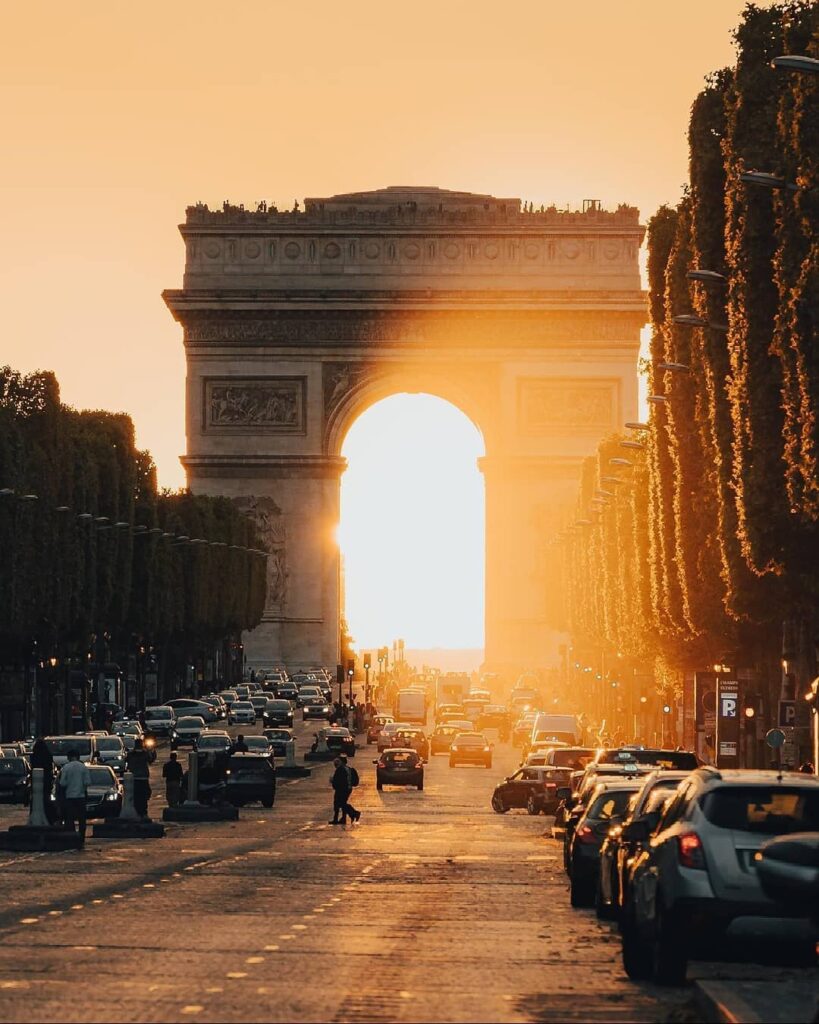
left=778, top=700, right=796, bottom=728
left=766, top=728, right=786, bottom=749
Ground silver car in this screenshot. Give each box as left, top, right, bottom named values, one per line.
left=94, top=735, right=127, bottom=774
left=623, top=768, right=819, bottom=985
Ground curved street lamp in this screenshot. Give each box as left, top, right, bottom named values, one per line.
left=772, top=55, right=819, bottom=74
left=686, top=269, right=726, bottom=284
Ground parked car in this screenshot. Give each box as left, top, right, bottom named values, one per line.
left=94, top=735, right=128, bottom=774
left=374, top=748, right=424, bottom=791
left=622, top=769, right=819, bottom=985
left=164, top=698, right=218, bottom=724
left=262, top=699, right=294, bottom=729
left=593, top=747, right=699, bottom=771
left=84, top=765, right=123, bottom=819
left=449, top=733, right=492, bottom=769
left=229, top=701, right=256, bottom=726
left=540, top=747, right=596, bottom=770
left=172, top=716, right=206, bottom=748
left=263, top=728, right=294, bottom=758
left=142, top=705, right=176, bottom=736
left=567, top=779, right=643, bottom=907
left=596, top=770, right=689, bottom=920
left=302, top=697, right=333, bottom=721
left=225, top=753, right=276, bottom=807
left=0, top=757, right=31, bottom=804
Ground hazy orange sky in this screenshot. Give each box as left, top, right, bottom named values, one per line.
left=1, top=0, right=756, bottom=489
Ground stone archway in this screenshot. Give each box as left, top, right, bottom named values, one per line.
left=164, top=186, right=646, bottom=673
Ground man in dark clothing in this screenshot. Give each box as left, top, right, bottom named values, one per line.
left=329, top=756, right=360, bottom=824
left=162, top=751, right=183, bottom=807
left=232, top=735, right=248, bottom=754
left=126, top=739, right=152, bottom=818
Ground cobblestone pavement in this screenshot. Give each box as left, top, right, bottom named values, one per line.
left=0, top=726, right=690, bottom=1023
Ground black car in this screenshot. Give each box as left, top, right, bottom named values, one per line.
left=303, top=697, right=332, bottom=721
left=374, top=748, right=424, bottom=791
left=567, top=780, right=641, bottom=907
left=492, top=766, right=556, bottom=813
left=526, top=767, right=573, bottom=815
left=225, top=753, right=276, bottom=807
left=263, top=699, right=294, bottom=728
left=84, top=765, right=124, bottom=819
left=317, top=727, right=356, bottom=757
left=263, top=728, right=294, bottom=757
left=0, top=757, right=31, bottom=804
left=478, top=705, right=511, bottom=739
left=594, top=748, right=699, bottom=771
left=275, top=682, right=299, bottom=703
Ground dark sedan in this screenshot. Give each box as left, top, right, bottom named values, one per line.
left=263, top=699, right=294, bottom=728
left=320, top=727, right=356, bottom=757
left=263, top=728, right=294, bottom=757
left=375, top=749, right=424, bottom=791
left=568, top=780, right=642, bottom=907
left=449, top=733, right=492, bottom=768
left=303, top=698, right=333, bottom=721
left=84, top=765, right=123, bottom=819
left=0, top=757, right=31, bottom=804
left=492, top=766, right=558, bottom=813
left=526, top=767, right=573, bottom=815
left=225, top=753, right=276, bottom=808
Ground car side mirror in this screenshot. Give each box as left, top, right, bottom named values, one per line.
left=372, top=760, right=379, bottom=765
left=556, top=787, right=571, bottom=801
left=622, top=819, right=649, bottom=842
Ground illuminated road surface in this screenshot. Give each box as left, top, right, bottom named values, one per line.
left=0, top=726, right=686, bottom=1022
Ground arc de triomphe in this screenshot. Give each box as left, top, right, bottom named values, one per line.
left=164, top=186, right=645, bottom=674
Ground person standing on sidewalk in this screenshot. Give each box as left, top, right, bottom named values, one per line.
left=58, top=749, right=89, bottom=844
left=126, top=739, right=152, bottom=818
left=329, top=756, right=360, bottom=824
left=162, top=751, right=183, bottom=807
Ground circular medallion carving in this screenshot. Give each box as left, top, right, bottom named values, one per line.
left=524, top=242, right=540, bottom=259
left=403, top=242, right=420, bottom=260
left=444, top=242, right=460, bottom=259
left=603, top=241, right=620, bottom=260
left=484, top=242, right=499, bottom=260
left=364, top=241, right=380, bottom=259
left=562, top=240, right=581, bottom=260
left=284, top=241, right=301, bottom=260
left=323, top=241, right=341, bottom=259
left=205, top=242, right=221, bottom=259
left=244, top=242, right=261, bottom=259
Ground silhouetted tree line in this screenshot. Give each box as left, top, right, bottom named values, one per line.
left=554, top=3, right=818, bottom=709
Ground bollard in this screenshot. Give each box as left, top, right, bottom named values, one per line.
left=284, top=740, right=298, bottom=769
left=28, top=768, right=49, bottom=828
left=119, top=771, right=140, bottom=821
left=183, top=751, right=200, bottom=806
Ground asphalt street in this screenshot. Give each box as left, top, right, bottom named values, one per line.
left=0, top=721, right=690, bottom=1023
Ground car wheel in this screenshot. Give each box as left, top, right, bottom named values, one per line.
left=621, top=915, right=652, bottom=980
left=651, top=905, right=687, bottom=986
left=526, top=796, right=539, bottom=816
left=491, top=794, right=507, bottom=814
left=262, top=798, right=274, bottom=808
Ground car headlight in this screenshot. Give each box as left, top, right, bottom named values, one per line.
left=105, top=793, right=119, bottom=801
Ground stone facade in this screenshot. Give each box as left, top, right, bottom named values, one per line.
left=164, top=186, right=646, bottom=673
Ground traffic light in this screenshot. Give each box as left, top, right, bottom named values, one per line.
left=363, top=653, right=371, bottom=670
left=346, top=659, right=355, bottom=678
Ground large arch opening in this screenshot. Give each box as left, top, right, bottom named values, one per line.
left=339, top=393, right=485, bottom=669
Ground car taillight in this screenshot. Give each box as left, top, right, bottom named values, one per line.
left=377, top=762, right=386, bottom=769
left=544, top=782, right=556, bottom=791
left=677, top=832, right=705, bottom=869
left=575, top=824, right=595, bottom=844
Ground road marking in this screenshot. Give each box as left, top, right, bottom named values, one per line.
left=225, top=972, right=247, bottom=979
left=72, top=946, right=97, bottom=951
left=292, top=924, right=307, bottom=931
left=47, top=910, right=62, bottom=916
left=111, top=894, right=124, bottom=899
left=143, top=883, right=155, bottom=888
left=454, top=855, right=489, bottom=861
left=245, top=956, right=265, bottom=964
left=279, top=934, right=295, bottom=941
left=181, top=1005, right=204, bottom=1014
left=70, top=904, right=83, bottom=910
left=263, top=945, right=279, bottom=952
left=19, top=917, right=38, bottom=924
left=0, top=981, right=29, bottom=989
left=205, top=987, right=223, bottom=993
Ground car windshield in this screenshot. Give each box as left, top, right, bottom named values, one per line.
left=244, top=738, right=270, bottom=751
left=0, top=759, right=26, bottom=774
left=46, top=738, right=92, bottom=756
left=453, top=734, right=485, bottom=745
left=385, top=751, right=419, bottom=765
left=87, top=767, right=115, bottom=786
left=597, top=749, right=698, bottom=770
left=643, top=788, right=674, bottom=815
left=233, top=702, right=252, bottom=710
left=117, top=725, right=141, bottom=735
left=267, top=701, right=290, bottom=710
left=147, top=708, right=172, bottom=719
left=177, top=717, right=204, bottom=728
left=265, top=730, right=290, bottom=740
left=701, top=786, right=819, bottom=835
left=198, top=736, right=228, bottom=748
left=306, top=698, right=326, bottom=706
left=96, top=738, right=123, bottom=752
left=588, top=788, right=638, bottom=820
left=550, top=749, right=595, bottom=769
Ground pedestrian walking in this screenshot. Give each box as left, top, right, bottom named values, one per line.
left=58, top=749, right=89, bottom=844
left=328, top=755, right=360, bottom=824
left=162, top=751, right=183, bottom=807
left=126, top=739, right=152, bottom=818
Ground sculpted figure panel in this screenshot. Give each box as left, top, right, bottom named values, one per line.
left=233, top=496, right=287, bottom=613
left=205, top=378, right=305, bottom=433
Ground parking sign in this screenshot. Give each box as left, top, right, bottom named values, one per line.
left=778, top=700, right=796, bottom=728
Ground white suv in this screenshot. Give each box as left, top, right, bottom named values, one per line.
left=622, top=768, right=819, bottom=984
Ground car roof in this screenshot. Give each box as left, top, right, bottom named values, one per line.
left=384, top=747, right=419, bottom=754
left=694, top=767, right=819, bottom=787
left=590, top=779, right=644, bottom=794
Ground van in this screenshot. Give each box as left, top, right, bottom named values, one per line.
left=397, top=689, right=426, bottom=724
left=529, top=713, right=581, bottom=748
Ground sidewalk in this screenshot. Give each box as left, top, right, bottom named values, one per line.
left=693, top=966, right=818, bottom=1024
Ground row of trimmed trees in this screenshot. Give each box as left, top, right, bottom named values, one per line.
left=0, top=366, right=267, bottom=714
left=554, top=3, right=818, bottom=724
